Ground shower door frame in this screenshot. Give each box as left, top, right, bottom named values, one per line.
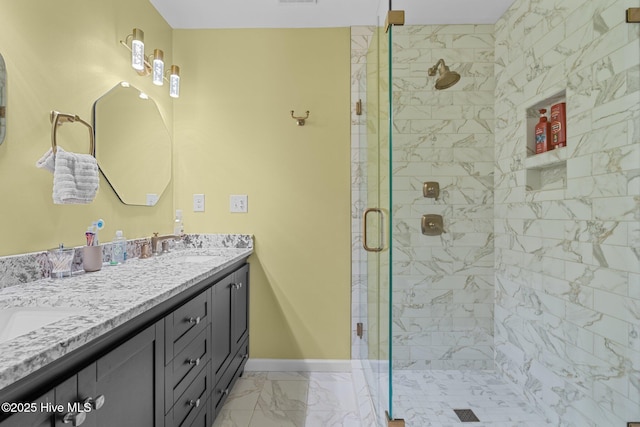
left=351, top=14, right=401, bottom=426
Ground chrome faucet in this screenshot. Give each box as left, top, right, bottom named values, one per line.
left=150, top=232, right=182, bottom=255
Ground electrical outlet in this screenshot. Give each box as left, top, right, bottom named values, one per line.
left=193, top=194, right=205, bottom=212
left=230, top=195, right=248, bottom=213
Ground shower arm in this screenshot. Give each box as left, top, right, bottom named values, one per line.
left=428, top=59, right=446, bottom=76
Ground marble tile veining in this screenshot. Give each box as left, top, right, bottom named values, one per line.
left=389, top=24, right=496, bottom=371
left=494, top=0, right=640, bottom=424
left=215, top=371, right=364, bottom=427
left=214, top=369, right=550, bottom=427
left=352, top=4, right=639, bottom=424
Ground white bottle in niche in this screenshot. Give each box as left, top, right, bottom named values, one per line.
left=174, top=210, right=184, bottom=236
left=111, top=230, right=126, bottom=265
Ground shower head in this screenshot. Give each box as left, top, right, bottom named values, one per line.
left=427, top=58, right=460, bottom=90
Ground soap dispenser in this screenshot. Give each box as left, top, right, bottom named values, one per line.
left=110, top=230, right=127, bottom=265
left=535, top=109, right=551, bottom=154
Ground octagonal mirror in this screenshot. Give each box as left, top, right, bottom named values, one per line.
left=93, top=82, right=171, bottom=206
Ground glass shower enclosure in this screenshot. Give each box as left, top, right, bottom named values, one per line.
left=355, top=13, right=396, bottom=426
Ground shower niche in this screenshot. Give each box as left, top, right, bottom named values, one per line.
left=524, top=88, right=567, bottom=192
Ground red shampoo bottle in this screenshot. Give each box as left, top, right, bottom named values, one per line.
left=535, top=109, right=550, bottom=154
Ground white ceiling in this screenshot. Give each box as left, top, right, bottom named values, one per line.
left=149, top=0, right=517, bottom=29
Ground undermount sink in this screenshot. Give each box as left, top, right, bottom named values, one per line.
left=0, top=306, right=86, bottom=344
left=177, top=255, right=224, bottom=264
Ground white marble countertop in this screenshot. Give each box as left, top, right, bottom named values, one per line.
left=0, top=245, right=252, bottom=390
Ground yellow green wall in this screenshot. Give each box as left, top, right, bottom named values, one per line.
left=173, top=28, right=352, bottom=359
left=0, top=3, right=353, bottom=360
left=0, top=0, right=175, bottom=256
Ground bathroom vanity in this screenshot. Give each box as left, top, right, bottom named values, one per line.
left=0, top=240, right=251, bottom=427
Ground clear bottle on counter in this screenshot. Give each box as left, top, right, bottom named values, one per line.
left=174, top=209, right=184, bottom=236
left=110, top=230, right=127, bottom=265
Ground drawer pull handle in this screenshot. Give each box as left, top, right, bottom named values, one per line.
left=187, top=357, right=201, bottom=366
left=187, top=316, right=201, bottom=325
left=188, top=398, right=201, bottom=408
left=62, top=411, right=87, bottom=426
left=242, top=353, right=249, bottom=360
left=221, top=388, right=229, bottom=396
left=232, top=282, right=243, bottom=290
left=83, top=395, right=106, bottom=410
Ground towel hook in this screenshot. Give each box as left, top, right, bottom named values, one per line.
left=291, top=110, right=310, bottom=126
left=50, top=110, right=95, bottom=157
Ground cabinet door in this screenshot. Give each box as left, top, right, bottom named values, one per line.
left=211, top=274, right=232, bottom=382
left=0, top=391, right=54, bottom=427
left=77, top=321, right=164, bottom=427
left=231, top=264, right=249, bottom=352
left=53, top=376, right=84, bottom=427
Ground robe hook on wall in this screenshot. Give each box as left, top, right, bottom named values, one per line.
left=291, top=110, right=310, bottom=126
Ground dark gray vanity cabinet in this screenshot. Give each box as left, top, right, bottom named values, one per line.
left=164, top=287, right=213, bottom=427
left=211, top=273, right=233, bottom=382
left=74, top=321, right=164, bottom=427
left=0, top=321, right=163, bottom=427
left=211, top=264, right=250, bottom=417
left=0, top=391, right=54, bottom=427
left=231, top=265, right=249, bottom=355
left=0, top=261, right=249, bottom=427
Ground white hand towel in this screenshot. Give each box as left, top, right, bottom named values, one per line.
left=36, top=147, right=99, bottom=204
left=35, top=148, right=56, bottom=173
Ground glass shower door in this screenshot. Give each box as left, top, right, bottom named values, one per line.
left=361, top=20, right=394, bottom=426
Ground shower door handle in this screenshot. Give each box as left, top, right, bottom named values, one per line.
left=363, top=208, right=385, bottom=252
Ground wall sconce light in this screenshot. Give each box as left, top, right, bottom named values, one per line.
left=128, top=28, right=145, bottom=71
left=169, top=65, right=180, bottom=98
left=150, top=49, right=164, bottom=86
left=120, top=28, right=181, bottom=98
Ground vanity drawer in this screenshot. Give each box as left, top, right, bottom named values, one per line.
left=166, top=325, right=211, bottom=412
left=188, top=395, right=212, bottom=427
left=166, top=361, right=211, bottom=427
left=166, top=289, right=210, bottom=362
left=213, top=337, right=249, bottom=414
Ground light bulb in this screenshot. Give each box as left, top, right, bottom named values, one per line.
left=152, top=49, right=164, bottom=86
left=131, top=28, right=145, bottom=71
left=169, top=65, right=180, bottom=98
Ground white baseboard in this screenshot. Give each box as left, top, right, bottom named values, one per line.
left=244, top=358, right=352, bottom=372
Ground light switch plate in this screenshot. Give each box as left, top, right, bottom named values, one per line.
left=230, top=195, right=248, bottom=213
left=193, top=194, right=205, bottom=212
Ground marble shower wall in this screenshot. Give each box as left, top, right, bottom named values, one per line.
left=494, top=0, right=640, bottom=425
left=391, top=25, right=496, bottom=370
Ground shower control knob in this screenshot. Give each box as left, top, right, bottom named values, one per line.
left=421, top=214, right=445, bottom=236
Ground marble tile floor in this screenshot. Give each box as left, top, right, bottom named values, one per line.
left=392, top=370, right=552, bottom=427
left=213, top=371, right=363, bottom=427
left=213, top=370, right=550, bottom=427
